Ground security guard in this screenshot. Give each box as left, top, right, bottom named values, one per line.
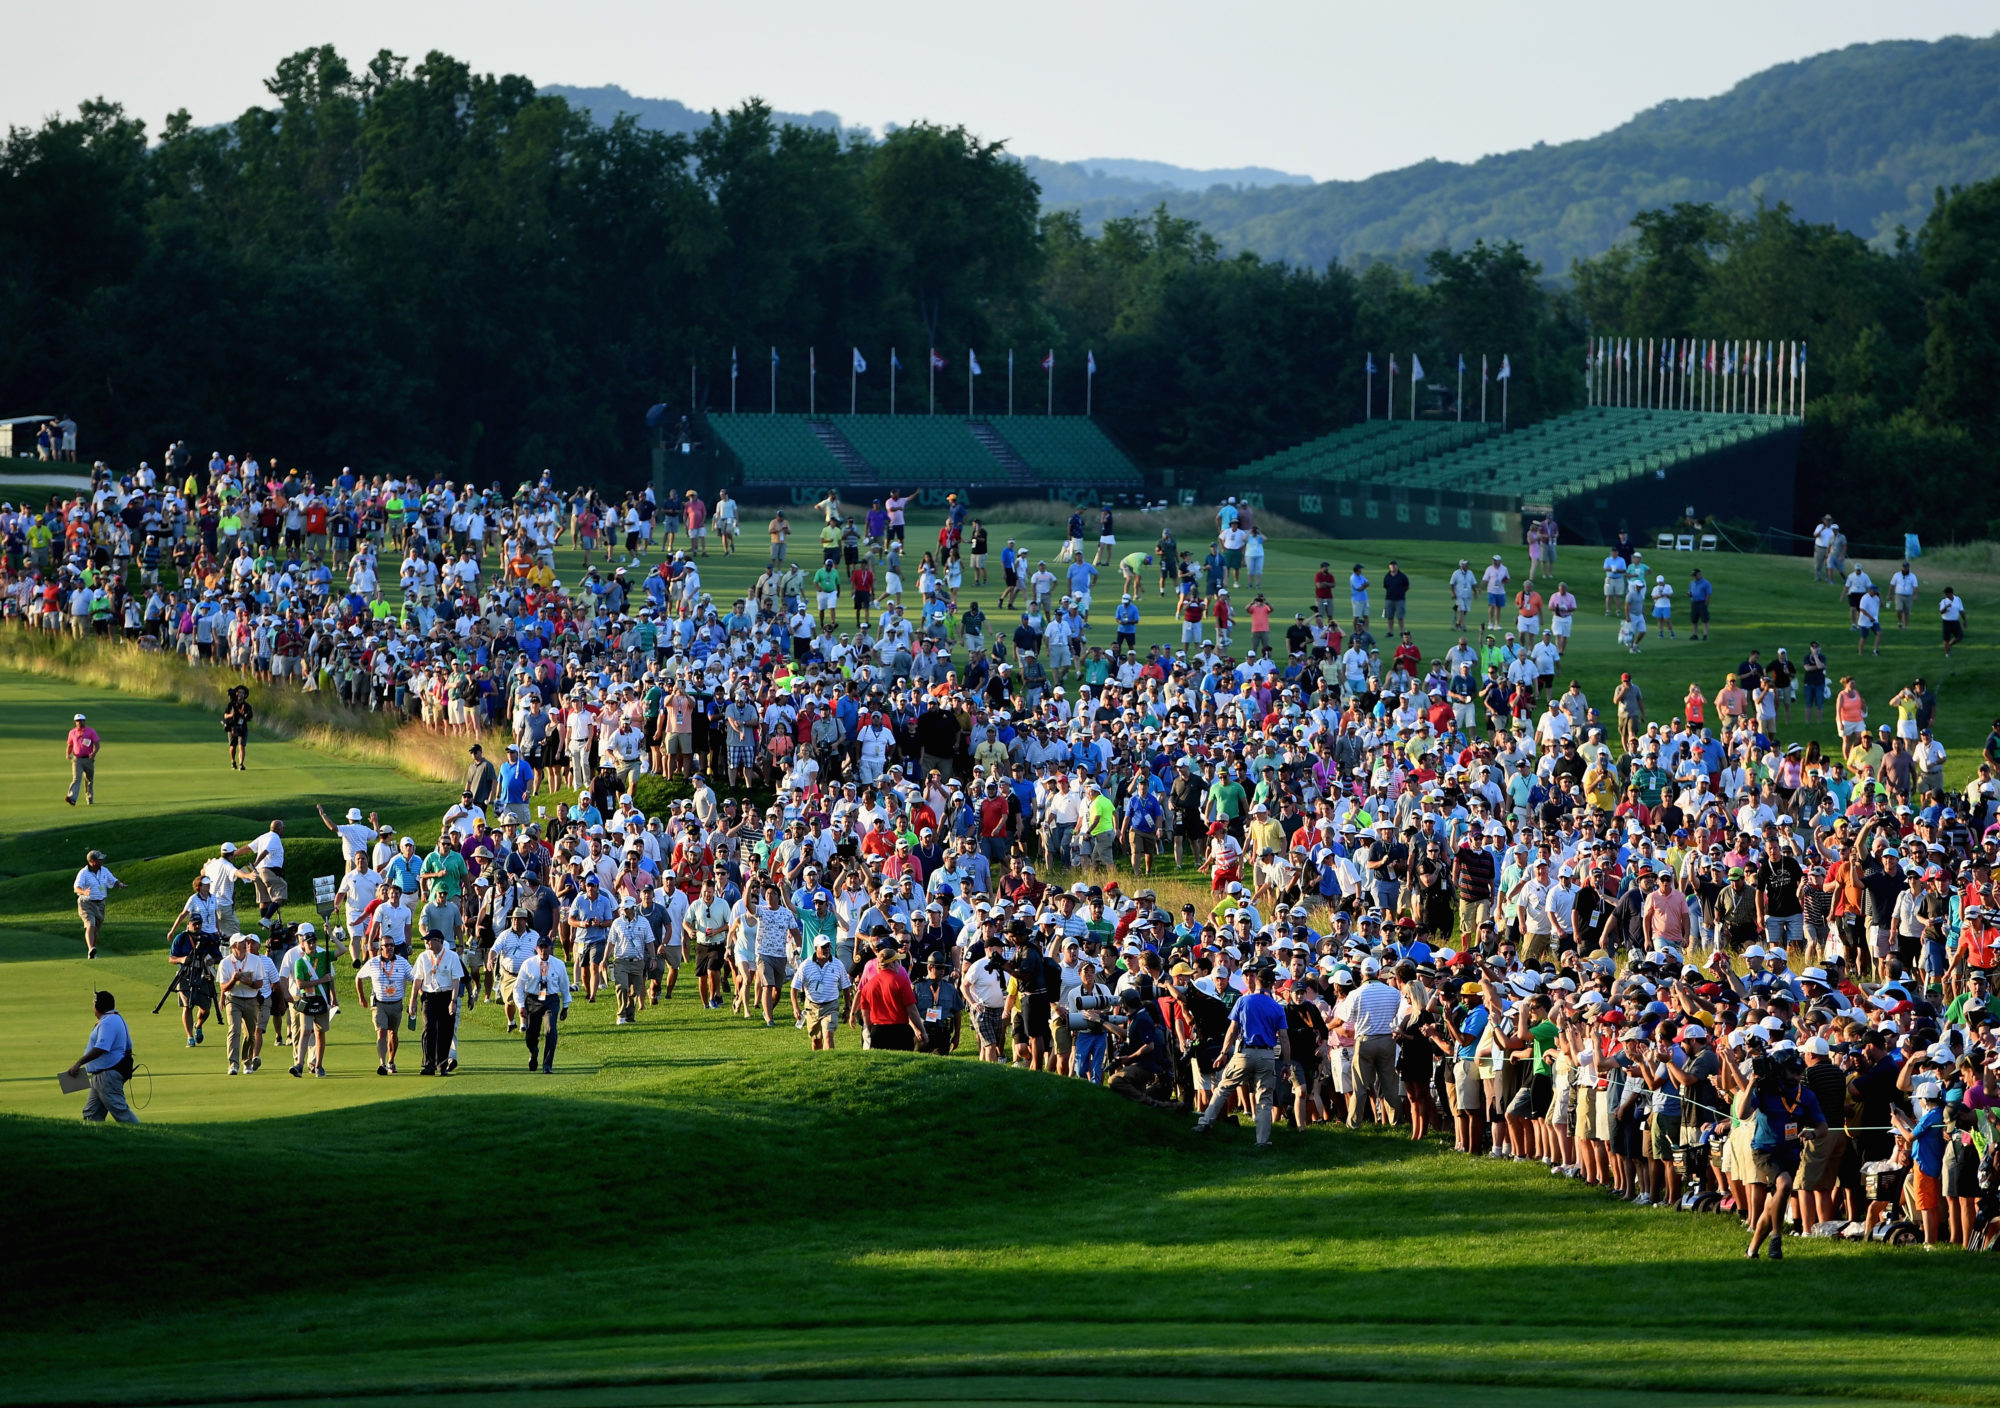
left=513, top=933, right=571, bottom=1072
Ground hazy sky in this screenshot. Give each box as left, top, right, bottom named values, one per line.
left=14, top=2, right=1997, bottom=180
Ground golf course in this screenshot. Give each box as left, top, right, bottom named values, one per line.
left=5, top=520, right=2000, bottom=1408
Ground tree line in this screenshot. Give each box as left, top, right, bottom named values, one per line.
left=1, top=45, right=1994, bottom=540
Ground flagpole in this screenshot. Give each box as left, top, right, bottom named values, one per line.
left=731, top=346, right=738, bottom=414
left=1046, top=351, right=1053, bottom=416
left=1502, top=364, right=1509, bottom=429
left=1798, top=343, right=1807, bottom=418
left=1007, top=349, right=1014, bottom=417
left=890, top=348, right=897, bottom=416
left=1365, top=357, right=1373, bottom=421
left=770, top=346, right=776, bottom=414
left=1456, top=356, right=1463, bottom=422
left=968, top=349, right=975, bottom=419
left=1480, top=355, right=1487, bottom=423
left=929, top=348, right=935, bottom=416
left=1389, top=357, right=1397, bottom=422
left=1086, top=353, right=1093, bottom=417
left=850, top=351, right=856, bottom=416
left=1410, top=357, right=1417, bottom=421
left=809, top=347, right=816, bottom=416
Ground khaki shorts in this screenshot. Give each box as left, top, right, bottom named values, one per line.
left=668, top=733, right=694, bottom=755
left=805, top=998, right=841, bottom=1036
left=296, top=1006, right=330, bottom=1033
left=1799, top=1130, right=1847, bottom=1192
left=372, top=999, right=404, bottom=1031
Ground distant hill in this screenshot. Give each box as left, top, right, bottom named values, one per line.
left=547, top=34, right=2000, bottom=272
left=1071, top=33, right=2000, bottom=269
left=539, top=84, right=852, bottom=138
left=539, top=86, right=1313, bottom=208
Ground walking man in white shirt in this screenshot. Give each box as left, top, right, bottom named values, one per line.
left=411, top=929, right=465, bottom=1075
left=490, top=908, right=540, bottom=1034
left=72, top=849, right=125, bottom=960
left=218, top=934, right=268, bottom=1075
left=68, top=991, right=138, bottom=1123
left=514, top=933, right=571, bottom=1072
left=790, top=935, right=853, bottom=1049
left=607, top=897, right=656, bottom=1026
left=354, top=935, right=413, bottom=1075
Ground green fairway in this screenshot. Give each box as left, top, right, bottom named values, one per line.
left=5, top=532, right=2000, bottom=1408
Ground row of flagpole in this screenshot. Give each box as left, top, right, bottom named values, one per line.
left=1365, top=352, right=1513, bottom=426
left=1586, top=336, right=1805, bottom=417
left=722, top=346, right=1097, bottom=417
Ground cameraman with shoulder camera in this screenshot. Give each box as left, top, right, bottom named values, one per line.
left=165, top=875, right=224, bottom=1048
left=1733, top=1048, right=1826, bottom=1261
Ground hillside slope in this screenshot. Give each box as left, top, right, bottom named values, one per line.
left=1083, top=34, right=2000, bottom=268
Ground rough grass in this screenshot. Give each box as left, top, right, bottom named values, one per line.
left=0, top=628, right=506, bottom=785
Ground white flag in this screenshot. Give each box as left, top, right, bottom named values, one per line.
left=852, top=348, right=866, bottom=374
left=969, top=350, right=983, bottom=376
left=1410, top=354, right=1426, bottom=381
left=1496, top=355, right=1512, bottom=381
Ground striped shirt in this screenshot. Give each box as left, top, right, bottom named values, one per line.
left=1346, top=980, right=1403, bottom=1039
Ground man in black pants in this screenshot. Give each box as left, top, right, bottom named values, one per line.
left=411, top=930, right=465, bottom=1075
left=513, top=934, right=571, bottom=1072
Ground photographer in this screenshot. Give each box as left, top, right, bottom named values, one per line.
left=1105, top=988, right=1176, bottom=1107
left=165, top=887, right=223, bottom=1049
left=1734, top=1049, right=1827, bottom=1260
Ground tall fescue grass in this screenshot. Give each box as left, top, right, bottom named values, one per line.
left=0, top=628, right=504, bottom=785
left=1915, top=540, right=2000, bottom=578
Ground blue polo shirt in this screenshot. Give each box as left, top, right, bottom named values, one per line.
left=1233, top=990, right=1287, bottom=1047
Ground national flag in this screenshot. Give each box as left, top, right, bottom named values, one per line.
left=1621, top=338, right=1630, bottom=367
left=969, top=350, right=982, bottom=376
left=1797, top=343, right=1806, bottom=373
left=731, top=347, right=738, bottom=380
left=852, top=348, right=866, bottom=374
left=1497, top=355, right=1512, bottom=381
left=1366, top=353, right=1376, bottom=375
left=1683, top=343, right=1695, bottom=375
left=891, top=349, right=903, bottom=371
left=1457, top=353, right=1466, bottom=375
left=1705, top=341, right=1716, bottom=373
left=1087, top=351, right=1097, bottom=375
left=1723, top=345, right=1735, bottom=375
left=930, top=349, right=945, bottom=370
left=1388, top=354, right=1399, bottom=376
left=770, top=346, right=779, bottom=368
left=1410, top=354, right=1426, bottom=381
left=1041, top=350, right=1054, bottom=370
left=810, top=347, right=817, bottom=374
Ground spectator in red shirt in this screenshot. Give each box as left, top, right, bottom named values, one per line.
left=851, top=946, right=922, bottom=1050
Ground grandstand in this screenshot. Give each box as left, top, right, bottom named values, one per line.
left=1230, top=407, right=1799, bottom=545
left=986, top=416, right=1143, bottom=487
left=1240, top=420, right=1496, bottom=485
left=704, top=413, right=1142, bottom=505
